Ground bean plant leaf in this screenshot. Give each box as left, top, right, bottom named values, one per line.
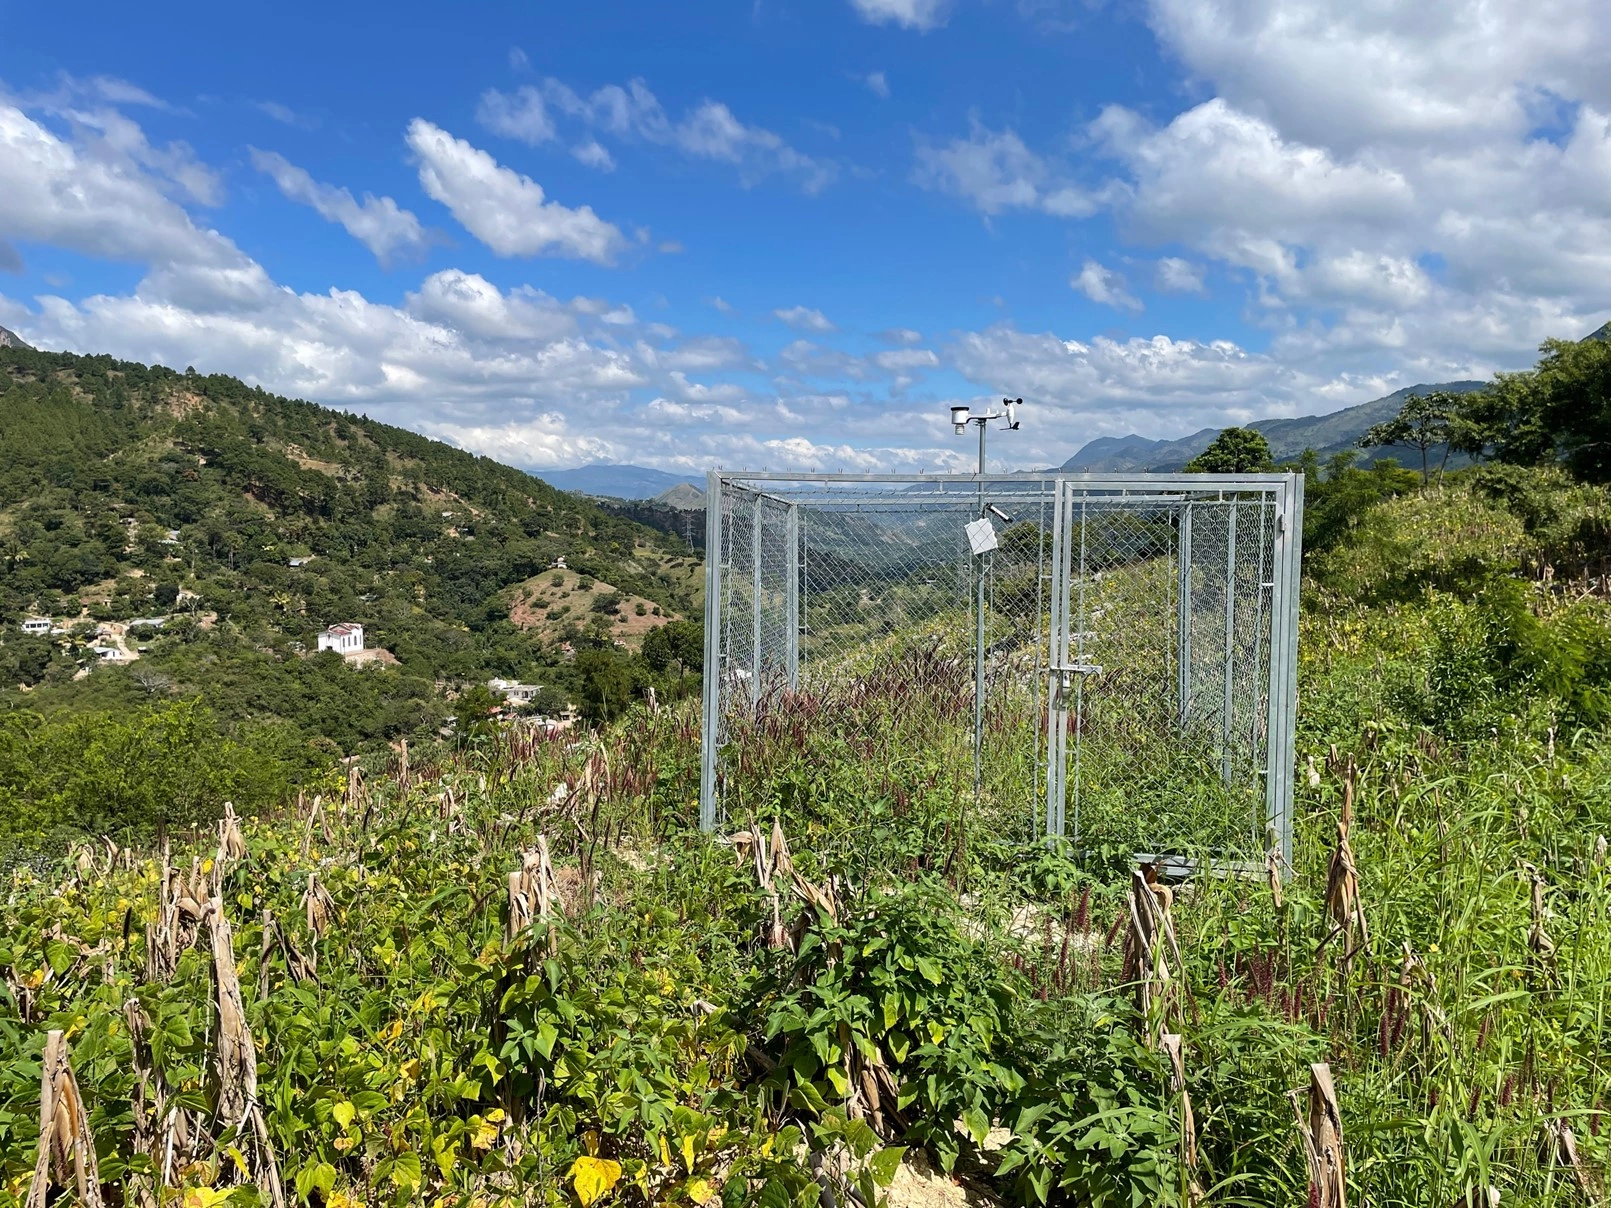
left=870, top=1145, right=907, bottom=1187
left=962, top=1105, right=990, bottom=1146
left=570, top=1155, right=624, bottom=1207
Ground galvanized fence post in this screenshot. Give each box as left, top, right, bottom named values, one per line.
left=699, top=472, right=725, bottom=832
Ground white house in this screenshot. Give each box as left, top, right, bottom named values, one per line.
left=91, top=645, right=124, bottom=662
left=21, top=617, right=51, bottom=636
left=551, top=555, right=567, bottom=570
left=288, top=556, right=314, bottom=568
left=317, top=623, right=364, bottom=654
left=488, top=678, right=541, bottom=706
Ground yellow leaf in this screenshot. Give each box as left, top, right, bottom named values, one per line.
left=680, top=1133, right=698, bottom=1172
left=383, top=1020, right=404, bottom=1043
left=658, top=1135, right=671, bottom=1166
left=469, top=1116, right=499, bottom=1151
left=183, top=1188, right=232, bottom=1208
left=332, top=1101, right=356, bottom=1130
left=223, top=1146, right=251, bottom=1178
left=569, top=1156, right=622, bottom=1208
left=400, top=1058, right=422, bottom=1082
left=686, top=1179, right=715, bottom=1206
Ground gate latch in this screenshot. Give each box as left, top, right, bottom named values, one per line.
left=1050, top=663, right=1104, bottom=692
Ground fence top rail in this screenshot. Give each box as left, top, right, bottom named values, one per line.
left=714, top=470, right=1299, bottom=488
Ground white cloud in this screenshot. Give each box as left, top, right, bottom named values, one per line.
left=572, top=139, right=615, bottom=170
left=1072, top=259, right=1142, bottom=312
left=1154, top=257, right=1205, bottom=294
left=708, top=296, right=735, bottom=313
left=405, top=118, right=627, bottom=263
left=475, top=85, right=555, bottom=146
left=774, top=305, right=836, bottom=333
left=0, top=101, right=241, bottom=270
left=406, top=269, right=577, bottom=342
left=914, top=120, right=1096, bottom=217
left=873, top=347, right=940, bottom=370
left=848, top=0, right=951, bottom=31
left=865, top=71, right=891, bottom=98
left=882, top=328, right=923, bottom=344
left=1146, top=0, right=1611, bottom=154
left=256, top=100, right=317, bottom=130
left=250, top=149, right=428, bottom=264
left=480, top=78, right=835, bottom=192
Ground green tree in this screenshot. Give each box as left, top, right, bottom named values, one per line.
left=1183, top=427, right=1274, bottom=473
left=576, top=647, right=638, bottom=720
left=641, top=619, right=704, bottom=676
left=1457, top=336, right=1611, bottom=482
left=452, top=683, right=502, bottom=740
left=1359, top=391, right=1461, bottom=486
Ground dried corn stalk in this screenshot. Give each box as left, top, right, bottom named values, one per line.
left=507, top=836, right=560, bottom=953
left=207, top=898, right=285, bottom=1208
left=1525, top=864, right=1555, bottom=966
left=302, top=872, right=336, bottom=942
left=1319, top=761, right=1369, bottom=971
left=258, top=905, right=315, bottom=997
left=1545, top=1119, right=1596, bottom=1203
left=219, top=800, right=247, bottom=863
left=1160, top=1034, right=1204, bottom=1205
left=123, top=1003, right=159, bottom=1208
left=1291, top=1063, right=1346, bottom=1208
left=1266, top=846, right=1284, bottom=910
left=145, top=841, right=207, bottom=983
left=1120, top=868, right=1182, bottom=1039
left=26, top=1029, right=104, bottom=1208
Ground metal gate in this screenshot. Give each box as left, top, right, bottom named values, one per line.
left=699, top=472, right=1302, bottom=867
left=1043, top=476, right=1302, bottom=867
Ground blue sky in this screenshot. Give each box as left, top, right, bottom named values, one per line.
left=2, top=0, right=1609, bottom=473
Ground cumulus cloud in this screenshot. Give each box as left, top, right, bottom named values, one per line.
left=479, top=78, right=835, bottom=192
left=405, top=118, right=627, bottom=263
left=1072, top=259, right=1142, bottom=312
left=250, top=149, right=429, bottom=264
left=914, top=120, right=1095, bottom=217
left=848, top=0, right=951, bottom=31
left=0, top=101, right=240, bottom=269
left=774, top=305, right=836, bottom=333
left=1154, top=257, right=1205, bottom=294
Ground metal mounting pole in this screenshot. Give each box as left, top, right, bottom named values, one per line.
left=1221, top=502, right=1238, bottom=785
left=1177, top=502, right=1193, bottom=728
left=973, top=420, right=988, bottom=805
left=750, top=499, right=762, bottom=705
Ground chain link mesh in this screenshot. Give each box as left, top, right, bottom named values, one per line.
left=703, top=474, right=1300, bottom=867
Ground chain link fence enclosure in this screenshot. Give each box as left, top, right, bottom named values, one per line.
left=700, top=472, right=1303, bottom=869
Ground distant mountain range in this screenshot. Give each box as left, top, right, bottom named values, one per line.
left=1060, top=381, right=1489, bottom=473
left=534, top=463, right=701, bottom=499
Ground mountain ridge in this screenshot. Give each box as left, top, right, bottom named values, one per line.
left=1061, top=381, right=1489, bottom=473
left=535, top=463, right=701, bottom=500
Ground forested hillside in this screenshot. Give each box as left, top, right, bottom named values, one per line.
left=0, top=347, right=704, bottom=826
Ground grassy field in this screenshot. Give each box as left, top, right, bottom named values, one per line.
left=4, top=470, right=1611, bottom=1208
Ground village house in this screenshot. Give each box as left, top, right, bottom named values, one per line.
left=288, top=556, right=314, bottom=568
left=317, top=623, right=364, bottom=654
left=487, top=678, right=542, bottom=706
left=20, top=617, right=51, bottom=636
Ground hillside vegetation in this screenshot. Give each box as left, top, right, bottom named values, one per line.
left=2, top=336, right=1611, bottom=1206
left=0, top=347, right=704, bottom=840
